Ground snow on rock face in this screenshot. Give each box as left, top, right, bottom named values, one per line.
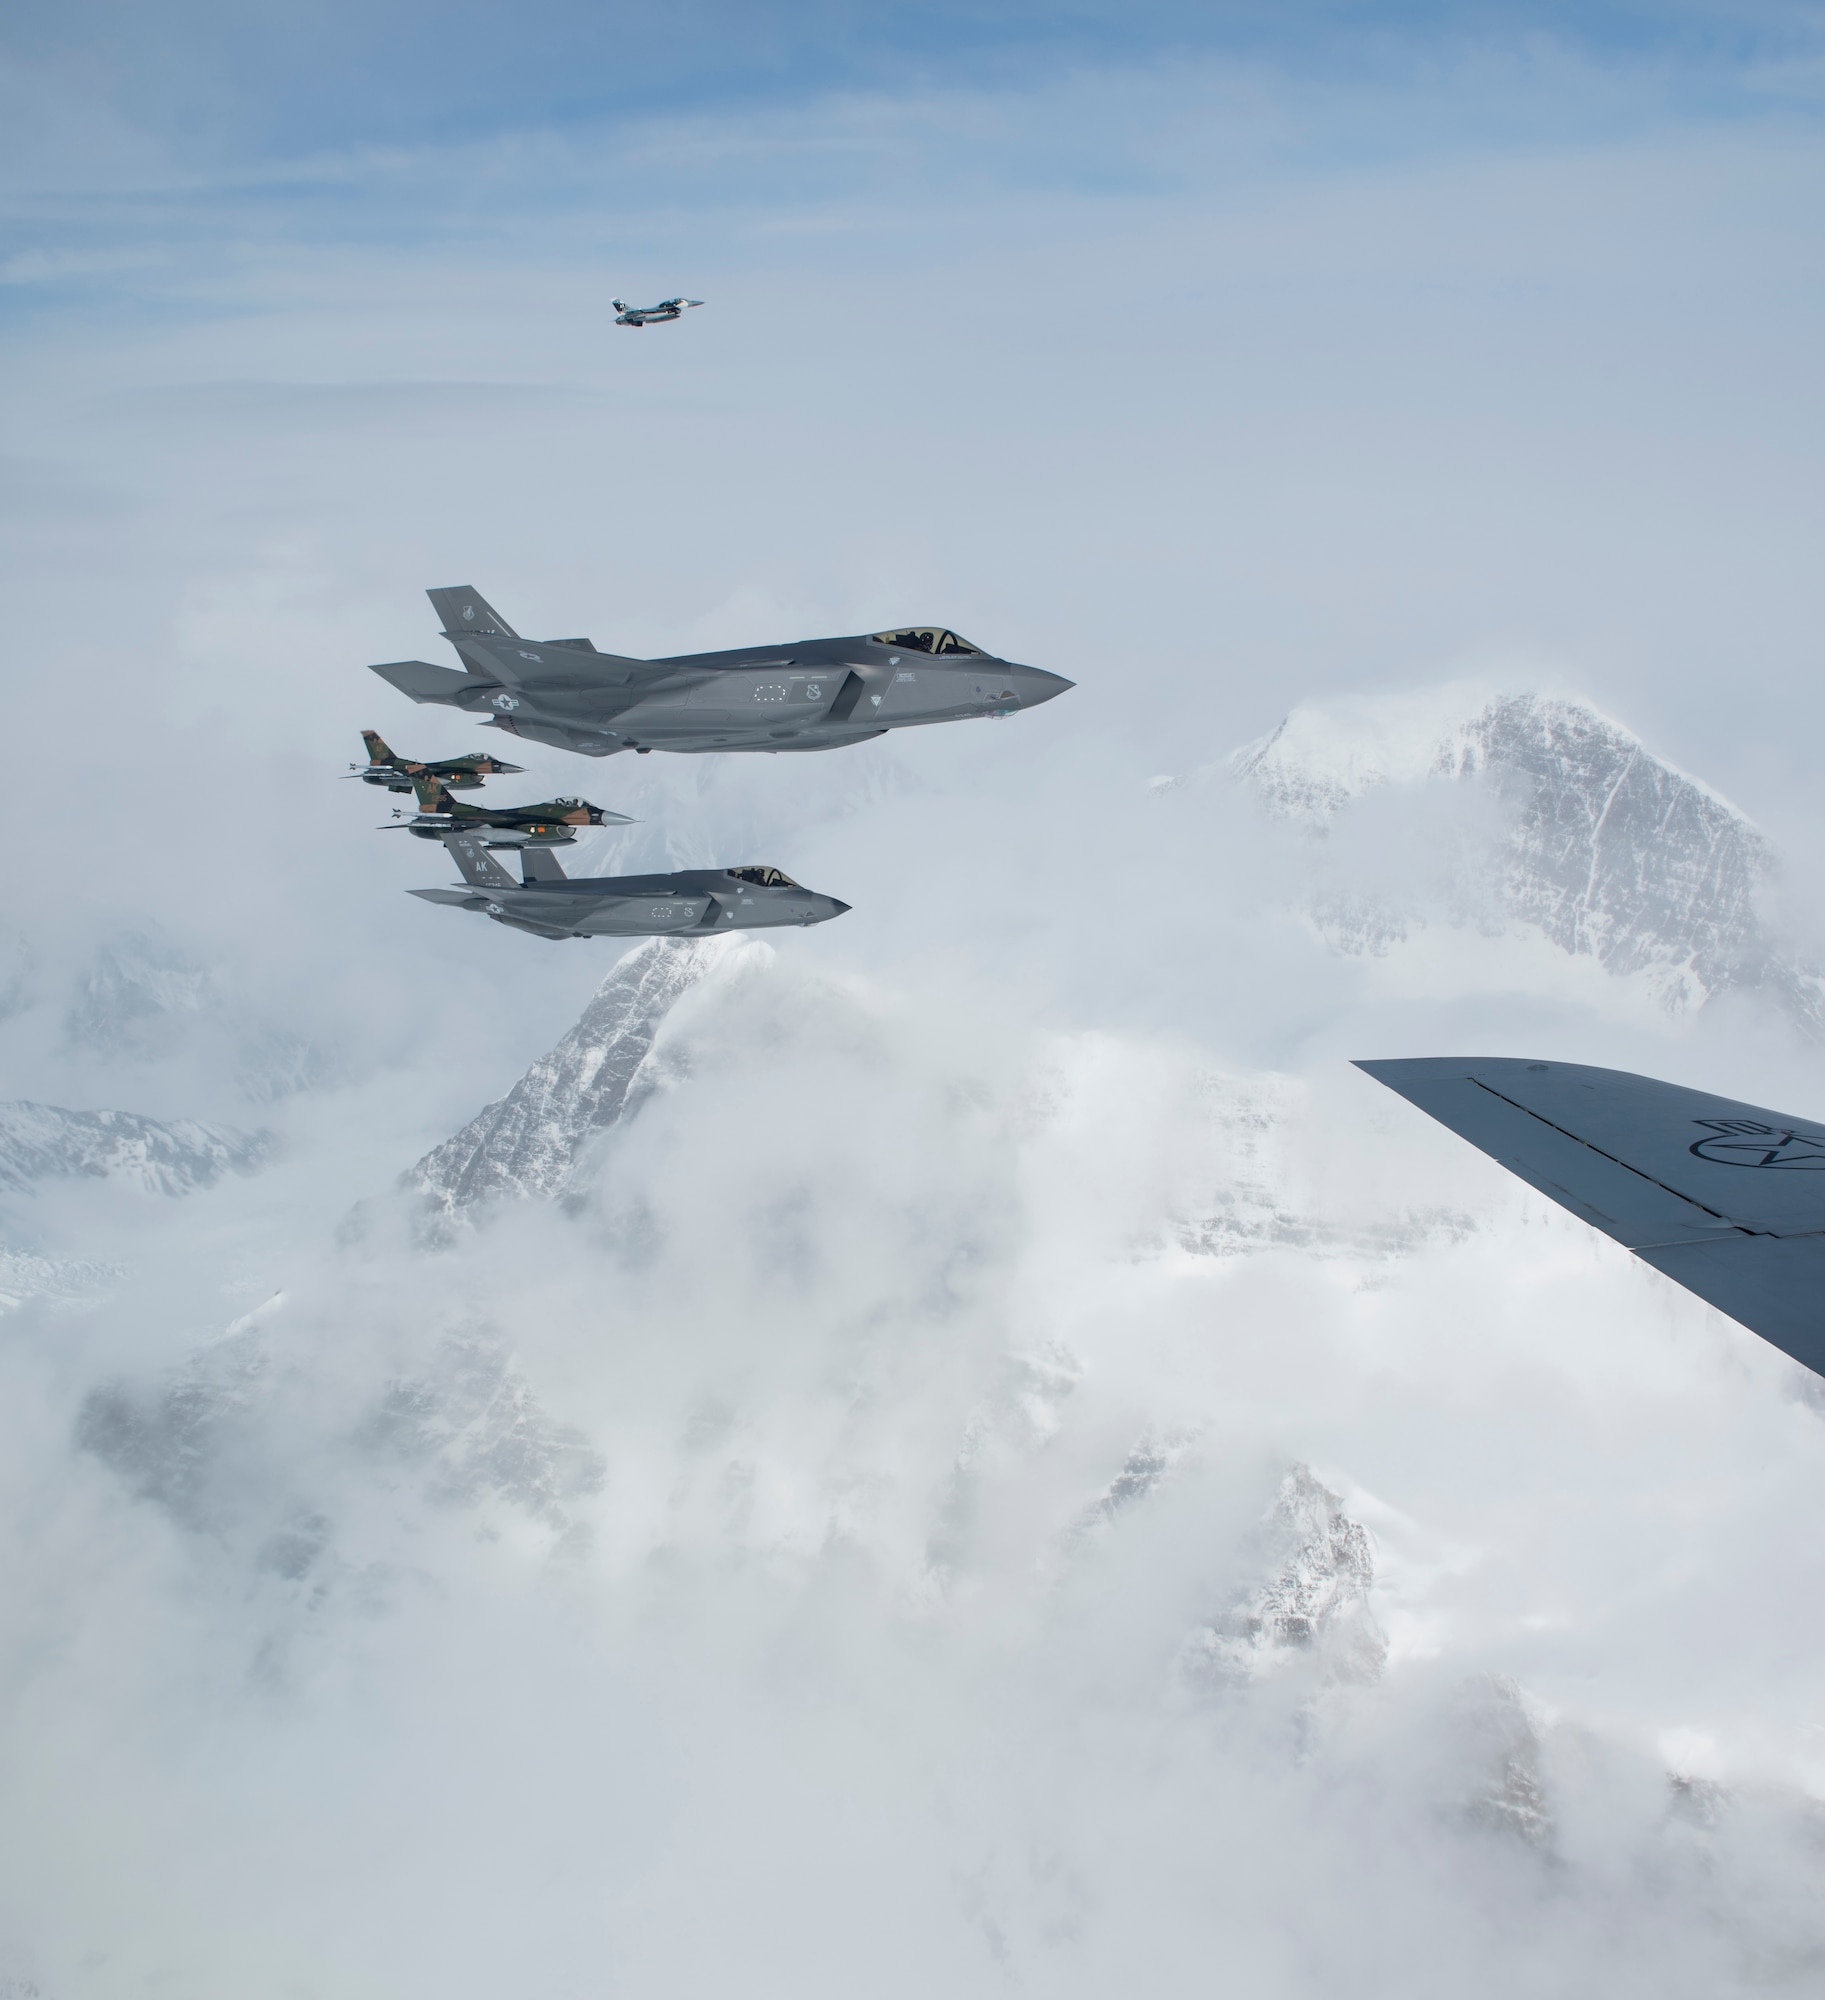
left=1229, top=688, right=1823, bottom=1024
left=0, top=1101, right=270, bottom=1197
left=404, top=933, right=759, bottom=1219
left=60, top=932, right=338, bottom=1101
left=1185, top=1464, right=1387, bottom=1688
left=78, top=1325, right=603, bottom=1552
left=0, top=1247, right=116, bottom=1312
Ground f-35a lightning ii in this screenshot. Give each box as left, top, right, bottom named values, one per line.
left=369, top=587, right=1073, bottom=760
left=613, top=296, right=702, bottom=325
left=387, top=772, right=633, bottom=846
left=412, top=832, right=848, bottom=941
left=348, top=729, right=525, bottom=793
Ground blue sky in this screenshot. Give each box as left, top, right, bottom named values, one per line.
left=7, top=0, right=1825, bottom=185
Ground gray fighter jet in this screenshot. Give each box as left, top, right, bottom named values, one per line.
left=613, top=297, right=702, bottom=326
left=369, top=587, right=1072, bottom=759
left=1359, top=1056, right=1825, bottom=1379
left=411, top=830, right=849, bottom=941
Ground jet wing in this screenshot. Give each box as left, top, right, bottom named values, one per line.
left=1355, top=1057, right=1825, bottom=1377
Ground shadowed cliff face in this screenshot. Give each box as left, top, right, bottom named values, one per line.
left=1227, top=690, right=1825, bottom=1028
left=402, top=933, right=759, bottom=1222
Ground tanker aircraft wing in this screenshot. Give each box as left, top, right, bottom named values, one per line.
left=1356, top=1056, right=1825, bottom=1378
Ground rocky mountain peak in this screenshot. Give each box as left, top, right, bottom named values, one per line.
left=1228, top=687, right=1822, bottom=1025
left=1185, top=1464, right=1387, bottom=1687
left=404, top=933, right=760, bottom=1220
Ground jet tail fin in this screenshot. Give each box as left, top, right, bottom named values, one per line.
left=427, top=586, right=519, bottom=640
left=441, top=831, right=516, bottom=890
left=520, top=847, right=569, bottom=883
left=362, top=728, right=399, bottom=766
left=412, top=771, right=456, bottom=813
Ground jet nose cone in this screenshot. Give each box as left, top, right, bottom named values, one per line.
left=828, top=899, right=852, bottom=918
left=1008, top=665, right=1074, bottom=708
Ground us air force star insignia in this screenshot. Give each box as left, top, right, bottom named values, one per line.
left=1689, top=1118, right=1825, bottom=1169
left=492, top=694, right=520, bottom=711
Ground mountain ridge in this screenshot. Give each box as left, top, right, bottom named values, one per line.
left=1213, top=685, right=1824, bottom=1028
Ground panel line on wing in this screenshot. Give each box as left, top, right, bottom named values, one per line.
left=1467, top=1077, right=1743, bottom=1229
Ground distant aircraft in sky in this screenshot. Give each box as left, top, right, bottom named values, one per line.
left=369, top=586, right=1073, bottom=760
left=1359, top=1056, right=1825, bottom=1379
left=613, top=297, right=703, bottom=326
left=413, top=833, right=848, bottom=941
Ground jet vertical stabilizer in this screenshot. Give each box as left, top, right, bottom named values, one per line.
left=428, top=587, right=519, bottom=640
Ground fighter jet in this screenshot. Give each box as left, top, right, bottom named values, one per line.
left=1358, top=1056, right=1825, bottom=1380
left=387, top=771, right=633, bottom=846
left=613, top=297, right=702, bottom=326
left=369, top=587, right=1073, bottom=760
left=348, top=728, right=524, bottom=794
left=411, top=831, right=848, bottom=941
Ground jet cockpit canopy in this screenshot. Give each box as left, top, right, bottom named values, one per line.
left=871, top=627, right=985, bottom=657
left=727, top=865, right=800, bottom=888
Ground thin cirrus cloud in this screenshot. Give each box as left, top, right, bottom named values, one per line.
left=4, top=0, right=1825, bottom=183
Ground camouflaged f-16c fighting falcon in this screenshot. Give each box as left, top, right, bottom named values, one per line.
left=412, top=832, right=848, bottom=941
left=613, top=296, right=703, bottom=325
left=348, top=728, right=524, bottom=793
left=1358, top=1057, right=1825, bottom=1380
left=369, top=587, right=1073, bottom=760
left=386, top=772, right=633, bottom=846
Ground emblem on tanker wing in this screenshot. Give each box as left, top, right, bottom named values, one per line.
left=1689, top=1118, right=1825, bottom=1169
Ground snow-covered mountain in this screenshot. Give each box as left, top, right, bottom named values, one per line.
left=404, top=933, right=757, bottom=1219
left=42, top=898, right=1825, bottom=1991
left=59, top=932, right=335, bottom=1103
left=1213, top=687, right=1824, bottom=1026
left=1185, top=1464, right=1386, bottom=1688
left=0, top=1101, right=271, bottom=1197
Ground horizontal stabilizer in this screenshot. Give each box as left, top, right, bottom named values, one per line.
left=1357, top=1056, right=1825, bottom=1377
left=369, top=659, right=485, bottom=706
left=409, top=886, right=485, bottom=907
